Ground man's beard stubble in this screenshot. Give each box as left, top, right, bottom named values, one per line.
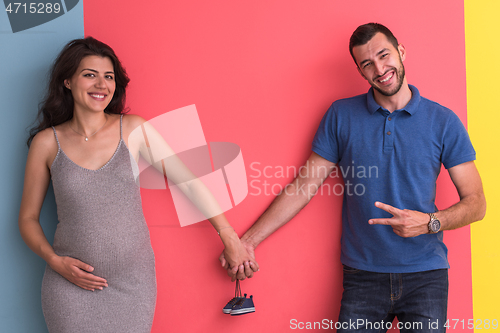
left=372, top=58, right=405, bottom=97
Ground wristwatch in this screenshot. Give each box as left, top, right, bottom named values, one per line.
left=427, top=213, right=441, bottom=233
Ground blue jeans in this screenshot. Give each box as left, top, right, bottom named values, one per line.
left=337, top=265, right=448, bottom=333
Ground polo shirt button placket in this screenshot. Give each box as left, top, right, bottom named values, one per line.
left=383, top=112, right=395, bottom=152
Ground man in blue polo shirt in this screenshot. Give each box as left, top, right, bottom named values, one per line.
left=220, top=23, right=486, bottom=332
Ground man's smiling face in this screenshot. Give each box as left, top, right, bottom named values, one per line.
left=352, top=32, right=406, bottom=97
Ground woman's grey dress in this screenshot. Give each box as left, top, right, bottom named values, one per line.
left=42, top=117, right=156, bottom=332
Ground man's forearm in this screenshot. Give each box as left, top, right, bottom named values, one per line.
left=241, top=179, right=316, bottom=248
left=436, top=191, right=486, bottom=231
left=436, top=161, right=486, bottom=231
left=240, top=152, right=336, bottom=248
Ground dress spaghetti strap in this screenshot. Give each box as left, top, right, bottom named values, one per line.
left=51, top=126, right=61, bottom=150
left=120, top=114, right=123, bottom=140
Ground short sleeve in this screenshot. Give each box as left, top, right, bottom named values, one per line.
left=312, top=104, right=340, bottom=163
left=441, top=112, right=476, bottom=169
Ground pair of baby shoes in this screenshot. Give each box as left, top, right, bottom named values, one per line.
left=222, top=280, right=255, bottom=316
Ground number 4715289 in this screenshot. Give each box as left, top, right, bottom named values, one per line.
left=444, top=319, right=498, bottom=330
left=5, top=3, right=61, bottom=14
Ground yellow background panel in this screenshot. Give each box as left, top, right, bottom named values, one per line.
left=464, top=0, right=500, bottom=326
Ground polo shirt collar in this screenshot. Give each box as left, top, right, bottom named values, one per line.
left=366, top=84, right=421, bottom=115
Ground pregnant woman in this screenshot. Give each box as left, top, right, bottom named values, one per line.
left=18, top=37, right=257, bottom=332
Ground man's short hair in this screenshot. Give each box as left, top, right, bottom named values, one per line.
left=349, top=23, right=399, bottom=66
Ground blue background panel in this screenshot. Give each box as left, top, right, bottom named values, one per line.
left=0, top=2, right=83, bottom=331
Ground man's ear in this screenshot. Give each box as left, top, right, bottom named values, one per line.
left=64, top=79, right=71, bottom=89
left=357, top=66, right=367, bottom=80
left=398, top=43, right=406, bottom=62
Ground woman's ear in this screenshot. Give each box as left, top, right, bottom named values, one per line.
left=64, top=79, right=71, bottom=89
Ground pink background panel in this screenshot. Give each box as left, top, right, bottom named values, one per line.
left=84, top=0, right=471, bottom=331
left=210, top=142, right=248, bottom=205
left=144, top=105, right=207, bottom=154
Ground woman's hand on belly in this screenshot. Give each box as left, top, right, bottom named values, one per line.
left=48, top=255, right=108, bottom=291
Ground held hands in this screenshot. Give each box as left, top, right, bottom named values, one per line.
left=218, top=230, right=259, bottom=281
left=48, top=255, right=108, bottom=291
left=369, top=201, right=430, bottom=238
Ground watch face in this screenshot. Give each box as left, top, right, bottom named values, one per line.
left=430, top=219, right=441, bottom=233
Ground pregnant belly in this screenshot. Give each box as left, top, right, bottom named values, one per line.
left=52, top=222, right=154, bottom=278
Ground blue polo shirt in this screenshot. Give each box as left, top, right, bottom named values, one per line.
left=312, top=85, right=475, bottom=273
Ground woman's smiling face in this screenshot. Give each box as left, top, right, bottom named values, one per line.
left=64, top=55, right=116, bottom=114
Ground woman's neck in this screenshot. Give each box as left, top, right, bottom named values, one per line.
left=69, top=111, right=108, bottom=138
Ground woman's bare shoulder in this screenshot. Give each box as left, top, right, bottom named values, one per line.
left=123, top=113, right=147, bottom=128
left=29, top=127, right=59, bottom=168
left=121, top=113, right=148, bottom=148
left=31, top=127, right=57, bottom=150
left=122, top=114, right=147, bottom=138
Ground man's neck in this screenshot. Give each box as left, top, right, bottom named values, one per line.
left=373, top=81, right=412, bottom=113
